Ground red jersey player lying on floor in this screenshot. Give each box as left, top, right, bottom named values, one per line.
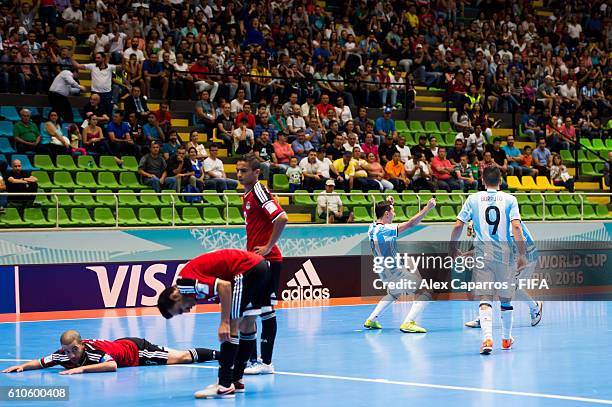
left=156, top=248, right=270, bottom=399
left=2, top=330, right=218, bottom=375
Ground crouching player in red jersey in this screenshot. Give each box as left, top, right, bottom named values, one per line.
left=156, top=248, right=270, bottom=399
left=2, top=330, right=218, bottom=375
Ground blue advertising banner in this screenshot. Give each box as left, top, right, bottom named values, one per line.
left=0, top=266, right=15, bottom=313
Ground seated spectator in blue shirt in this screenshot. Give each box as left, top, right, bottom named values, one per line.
left=502, top=136, right=534, bottom=177
left=162, top=131, right=182, bottom=160
left=291, top=130, right=314, bottom=161
left=374, top=106, right=396, bottom=140
left=532, top=138, right=552, bottom=177
left=142, top=113, right=165, bottom=145
left=142, top=53, right=168, bottom=99
left=107, top=111, right=140, bottom=158
left=254, top=114, right=277, bottom=142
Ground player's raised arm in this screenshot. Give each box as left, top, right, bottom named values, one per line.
left=397, top=198, right=436, bottom=234
left=2, top=359, right=45, bottom=373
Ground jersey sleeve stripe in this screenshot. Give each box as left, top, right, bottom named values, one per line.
left=270, top=210, right=286, bottom=223
left=254, top=182, right=272, bottom=204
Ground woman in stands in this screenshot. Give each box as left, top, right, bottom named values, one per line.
left=550, top=154, right=574, bottom=192
left=83, top=115, right=111, bottom=156
left=41, top=111, right=71, bottom=157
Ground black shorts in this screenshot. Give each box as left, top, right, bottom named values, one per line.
left=119, top=337, right=169, bottom=366
left=231, top=260, right=270, bottom=320
left=262, top=261, right=281, bottom=313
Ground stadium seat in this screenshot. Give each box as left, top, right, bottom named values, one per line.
left=579, top=139, right=593, bottom=150
left=559, top=194, right=580, bottom=206
left=99, top=156, right=122, bottom=172
left=564, top=205, right=581, bottom=220
left=395, top=120, right=408, bottom=132
left=224, top=192, right=243, bottom=206
left=55, top=155, right=78, bottom=172
left=591, top=139, right=606, bottom=151
left=225, top=207, right=244, bottom=225
left=516, top=194, right=531, bottom=206
left=34, top=192, right=51, bottom=207
left=118, top=190, right=140, bottom=206
left=202, top=207, right=224, bottom=225
left=50, top=188, right=75, bottom=207
left=393, top=206, right=408, bottom=222
left=0, top=121, right=13, bottom=136
left=550, top=205, right=567, bottom=219
left=583, top=205, right=598, bottom=220
left=119, top=172, right=144, bottom=189
left=544, top=194, right=562, bottom=206
left=294, top=190, right=315, bottom=205
left=0, top=207, right=25, bottom=227
left=0, top=106, right=19, bottom=121
left=76, top=172, right=98, bottom=189
left=11, top=154, right=37, bottom=171
left=121, top=156, right=139, bottom=172
left=536, top=176, right=564, bottom=191
left=139, top=193, right=163, bottom=207
left=117, top=207, right=140, bottom=227
left=77, top=155, right=100, bottom=171
left=273, top=174, right=289, bottom=191
left=409, top=120, right=425, bottom=134
left=587, top=151, right=604, bottom=163
left=160, top=207, right=181, bottom=225
left=70, top=207, right=94, bottom=226
left=605, top=139, right=612, bottom=151
left=182, top=207, right=204, bottom=225
left=98, top=172, right=121, bottom=189
left=519, top=176, right=539, bottom=191
left=352, top=206, right=371, bottom=223
left=424, top=207, right=440, bottom=222
left=72, top=189, right=96, bottom=208
left=424, top=121, right=441, bottom=134
left=161, top=190, right=187, bottom=207
left=439, top=206, right=456, bottom=221
left=438, top=121, right=452, bottom=134
left=95, top=189, right=116, bottom=206
left=521, top=204, right=538, bottom=221
left=595, top=205, right=610, bottom=219
left=53, top=171, right=78, bottom=189
left=399, top=193, right=419, bottom=206
left=581, top=163, right=600, bottom=177
left=535, top=205, right=552, bottom=220
left=559, top=150, right=574, bottom=163
left=24, top=207, right=53, bottom=227
left=32, top=171, right=55, bottom=189
left=202, top=192, right=224, bottom=206
left=350, top=193, right=371, bottom=206
left=47, top=207, right=71, bottom=227
left=138, top=208, right=161, bottom=226
left=93, top=208, right=116, bottom=226
left=34, top=154, right=56, bottom=171
left=0, top=137, right=15, bottom=154
left=506, top=176, right=522, bottom=191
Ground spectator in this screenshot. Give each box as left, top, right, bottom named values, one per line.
left=142, top=112, right=165, bottom=145
left=203, top=145, right=238, bottom=192
left=187, top=147, right=208, bottom=192
left=82, top=93, right=109, bottom=125
left=291, top=130, right=314, bottom=161
left=41, top=111, right=70, bottom=156
left=143, top=52, right=169, bottom=99
left=74, top=52, right=115, bottom=116
left=536, top=75, right=559, bottom=111
left=15, top=44, right=42, bottom=94
left=154, top=102, right=172, bottom=134
left=325, top=133, right=346, bottom=162
left=255, top=115, right=277, bottom=143
left=405, top=154, right=436, bottom=192
left=287, top=104, right=307, bottom=137
left=253, top=131, right=276, bottom=181
left=300, top=149, right=326, bottom=192
left=107, top=111, right=140, bottom=158
left=138, top=142, right=173, bottom=193
left=532, top=139, right=552, bottom=177
left=604, top=151, right=612, bottom=188
left=123, top=86, right=150, bottom=124
left=365, top=152, right=393, bottom=192
left=122, top=37, right=145, bottom=62
left=162, top=130, right=182, bottom=160
left=282, top=93, right=300, bottom=117
left=447, top=139, right=465, bottom=164
left=361, top=132, right=379, bottom=160
left=395, top=135, right=411, bottom=163
left=61, top=1, right=82, bottom=37
left=82, top=115, right=110, bottom=155
left=503, top=136, right=533, bottom=177
left=67, top=124, right=87, bottom=157
left=521, top=145, right=539, bottom=177
left=374, top=106, right=396, bottom=139
left=550, top=154, right=574, bottom=192
left=431, top=147, right=461, bottom=192
left=520, top=105, right=541, bottom=141
left=317, top=179, right=353, bottom=224
left=335, top=96, right=352, bottom=125
left=487, top=138, right=510, bottom=176
left=214, top=102, right=234, bottom=153
left=13, top=109, right=41, bottom=154
left=0, top=47, right=24, bottom=93
left=48, top=67, right=85, bottom=123
left=316, top=148, right=333, bottom=181
left=186, top=131, right=207, bottom=160
left=332, top=150, right=356, bottom=191
left=0, top=164, right=6, bottom=211
left=428, top=136, right=439, bottom=159
left=194, top=90, right=217, bottom=133
left=286, top=157, right=303, bottom=193
left=233, top=117, right=254, bottom=155
left=6, top=159, right=38, bottom=207
left=234, top=102, right=256, bottom=130
left=190, top=55, right=219, bottom=101
left=165, top=147, right=195, bottom=193
left=455, top=154, right=478, bottom=192
left=410, top=135, right=433, bottom=162
left=87, top=24, right=109, bottom=54
left=385, top=151, right=409, bottom=192
left=465, top=126, right=486, bottom=155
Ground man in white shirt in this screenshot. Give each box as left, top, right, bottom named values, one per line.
left=286, top=104, right=306, bottom=136
left=87, top=24, right=109, bottom=53
left=343, top=132, right=362, bottom=154
left=108, top=24, right=127, bottom=64
left=317, top=179, right=353, bottom=223
left=62, top=1, right=83, bottom=36
left=230, top=88, right=247, bottom=115
left=73, top=52, right=116, bottom=116
left=395, top=135, right=411, bottom=163
left=300, top=150, right=327, bottom=192
left=558, top=79, right=578, bottom=106
left=316, top=148, right=332, bottom=179
left=123, top=38, right=145, bottom=62
left=203, top=145, right=238, bottom=192
left=48, top=68, right=85, bottom=123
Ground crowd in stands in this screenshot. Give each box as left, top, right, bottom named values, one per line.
left=0, top=0, right=611, bottom=217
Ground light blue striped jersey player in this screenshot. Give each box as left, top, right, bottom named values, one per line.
left=369, top=222, right=399, bottom=258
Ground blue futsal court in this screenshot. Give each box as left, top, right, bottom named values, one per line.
left=1, top=301, right=611, bottom=406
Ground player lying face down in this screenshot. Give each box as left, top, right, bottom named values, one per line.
left=2, top=330, right=218, bottom=375
left=157, top=249, right=271, bottom=399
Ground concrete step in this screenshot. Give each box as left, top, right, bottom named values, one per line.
left=415, top=95, right=443, bottom=103
left=417, top=106, right=448, bottom=112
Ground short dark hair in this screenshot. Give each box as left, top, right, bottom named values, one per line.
left=238, top=153, right=261, bottom=171
left=375, top=201, right=392, bottom=219
left=157, top=286, right=178, bottom=319
left=483, top=166, right=501, bottom=187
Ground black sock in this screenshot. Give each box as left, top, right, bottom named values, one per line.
left=218, top=337, right=239, bottom=388
left=260, top=311, right=277, bottom=365
left=188, top=348, right=218, bottom=363
left=233, top=331, right=256, bottom=382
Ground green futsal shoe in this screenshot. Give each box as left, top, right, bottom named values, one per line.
left=399, top=320, right=427, bottom=333
left=364, top=319, right=382, bottom=329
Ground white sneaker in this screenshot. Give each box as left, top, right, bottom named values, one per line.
left=464, top=319, right=481, bottom=328
left=243, top=359, right=274, bottom=375
left=530, top=301, right=543, bottom=326
left=194, top=383, right=235, bottom=399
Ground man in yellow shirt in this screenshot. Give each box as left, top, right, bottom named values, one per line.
left=405, top=4, right=419, bottom=30
left=332, top=150, right=356, bottom=191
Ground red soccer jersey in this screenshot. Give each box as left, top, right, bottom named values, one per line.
left=243, top=181, right=285, bottom=262
left=40, top=339, right=139, bottom=369
left=179, top=249, right=265, bottom=299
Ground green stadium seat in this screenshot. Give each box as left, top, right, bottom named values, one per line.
left=24, top=207, right=53, bottom=227
left=70, top=207, right=94, bottom=226
left=439, top=206, right=456, bottom=221
left=138, top=207, right=161, bottom=226
left=161, top=190, right=187, bottom=207
left=95, top=189, right=116, bottom=206
left=121, top=156, right=139, bottom=172
left=595, top=205, right=610, bottom=219
left=202, top=192, right=224, bottom=206
left=117, top=207, right=140, bottom=227
left=202, top=207, right=224, bottom=225
left=160, top=207, right=181, bottom=225
left=33, top=192, right=51, bottom=207
left=294, top=190, right=315, bottom=205
left=424, top=207, right=440, bottom=222
left=436, top=190, right=462, bottom=205
left=99, top=156, right=122, bottom=172
left=393, top=206, right=408, bottom=221
left=587, top=151, right=604, bottom=163
left=77, top=155, right=101, bottom=171
left=583, top=205, right=598, bottom=220
left=424, top=121, right=441, bottom=134
left=119, top=172, right=144, bottom=189
left=34, top=155, right=56, bottom=171
left=352, top=206, right=371, bottom=223
left=50, top=188, right=75, bottom=207
left=75, top=172, right=98, bottom=189
left=0, top=207, right=25, bottom=227
left=521, top=205, right=538, bottom=221
left=581, top=163, right=600, bottom=177
left=53, top=171, right=78, bottom=189
left=182, top=207, right=204, bottom=225
left=576, top=150, right=591, bottom=163
left=591, top=139, right=606, bottom=151
left=559, top=194, right=580, bottom=206
left=139, top=193, right=163, bottom=207
left=409, top=120, right=425, bottom=134
left=444, top=133, right=457, bottom=147
left=395, top=120, right=408, bottom=132
left=225, top=207, right=244, bottom=225
left=550, top=205, right=567, bottom=219
left=559, top=150, right=574, bottom=163
left=565, top=205, right=581, bottom=220
left=55, top=155, right=78, bottom=172
left=404, top=206, right=419, bottom=217
left=272, top=174, right=289, bottom=191
left=516, top=194, right=531, bottom=206
left=439, top=121, right=452, bottom=134
left=535, top=205, right=552, bottom=220
left=93, top=208, right=116, bottom=226
left=399, top=193, right=419, bottom=206
left=98, top=172, right=121, bottom=189
left=340, top=194, right=352, bottom=208
left=32, top=171, right=55, bottom=189
left=544, top=194, right=561, bottom=206
left=350, top=193, right=371, bottom=206
left=605, top=139, right=612, bottom=151
left=118, top=190, right=140, bottom=206
left=224, top=192, right=243, bottom=206
left=529, top=194, right=544, bottom=206
left=47, top=207, right=71, bottom=227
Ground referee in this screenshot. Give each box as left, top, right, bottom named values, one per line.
left=48, top=68, right=85, bottom=123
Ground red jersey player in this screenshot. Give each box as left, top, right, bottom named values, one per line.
left=2, top=330, right=218, bottom=375
left=236, top=154, right=288, bottom=375
left=157, top=248, right=270, bottom=399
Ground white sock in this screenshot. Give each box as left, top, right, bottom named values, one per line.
left=514, top=289, right=538, bottom=312
left=367, top=293, right=397, bottom=321
left=479, top=305, right=493, bottom=341
left=403, top=301, right=427, bottom=325
left=501, top=308, right=513, bottom=339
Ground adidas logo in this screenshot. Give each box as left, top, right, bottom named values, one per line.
left=281, top=260, right=330, bottom=301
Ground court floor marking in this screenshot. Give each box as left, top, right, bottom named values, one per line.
left=2, top=359, right=611, bottom=405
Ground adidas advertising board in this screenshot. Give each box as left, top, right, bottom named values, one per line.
left=281, top=260, right=330, bottom=301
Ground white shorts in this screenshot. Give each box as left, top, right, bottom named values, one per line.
left=472, top=260, right=514, bottom=299
left=379, top=268, right=423, bottom=297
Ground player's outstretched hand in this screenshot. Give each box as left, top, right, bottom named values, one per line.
left=218, top=321, right=231, bottom=343
left=59, top=367, right=84, bottom=375
left=426, top=198, right=436, bottom=210
left=2, top=365, right=24, bottom=373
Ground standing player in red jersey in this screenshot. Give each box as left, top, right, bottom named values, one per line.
left=2, top=330, right=218, bottom=374
left=236, top=154, right=288, bottom=375
left=157, top=248, right=271, bottom=399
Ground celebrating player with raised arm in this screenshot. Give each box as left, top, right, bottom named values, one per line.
left=450, top=167, right=527, bottom=354
left=236, top=153, right=288, bottom=375
left=157, top=249, right=270, bottom=399
left=363, top=196, right=437, bottom=333
left=2, top=330, right=218, bottom=375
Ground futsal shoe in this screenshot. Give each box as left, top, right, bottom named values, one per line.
left=364, top=319, right=382, bottom=329
left=399, top=321, right=427, bottom=333
left=480, top=339, right=493, bottom=355
left=244, top=359, right=274, bottom=375
left=194, top=383, right=236, bottom=399
left=233, top=380, right=245, bottom=393
left=531, top=301, right=543, bottom=326
left=464, top=319, right=481, bottom=328
left=502, top=338, right=514, bottom=350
